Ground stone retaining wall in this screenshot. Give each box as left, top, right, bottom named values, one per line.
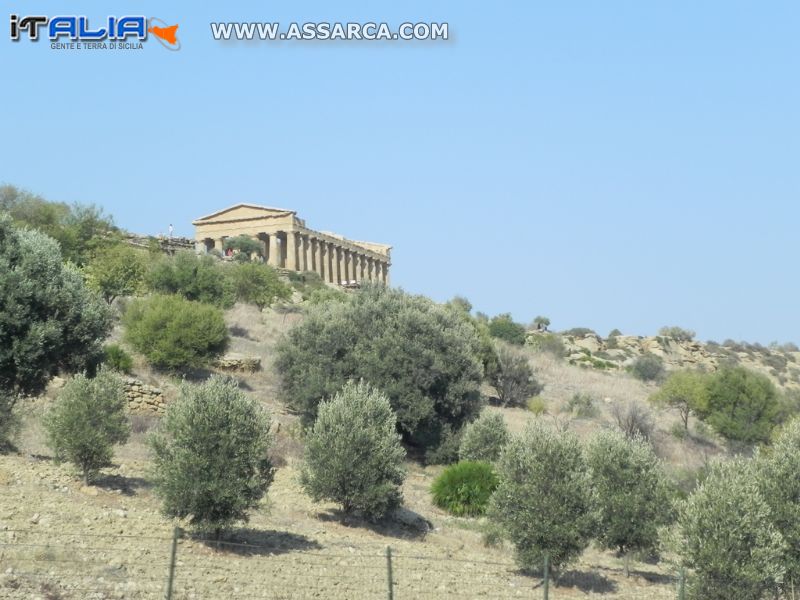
left=123, top=377, right=166, bottom=414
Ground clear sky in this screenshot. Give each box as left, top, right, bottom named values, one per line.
left=2, top=2, right=798, bottom=344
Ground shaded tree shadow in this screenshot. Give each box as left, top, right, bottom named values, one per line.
left=555, top=569, right=618, bottom=594
left=93, top=473, right=152, bottom=496
left=316, top=506, right=432, bottom=541
left=229, top=325, right=254, bottom=340
left=180, top=367, right=217, bottom=383
left=191, top=528, right=322, bottom=557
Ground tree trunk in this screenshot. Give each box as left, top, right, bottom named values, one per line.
left=623, top=550, right=630, bottom=577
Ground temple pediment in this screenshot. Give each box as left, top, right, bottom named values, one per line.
left=192, top=203, right=295, bottom=225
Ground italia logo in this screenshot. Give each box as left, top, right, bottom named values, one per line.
left=10, top=15, right=181, bottom=50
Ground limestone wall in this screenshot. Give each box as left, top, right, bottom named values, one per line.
left=123, top=377, right=166, bottom=414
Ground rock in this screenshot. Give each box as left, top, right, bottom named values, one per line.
left=80, top=485, right=99, bottom=496
left=29, top=513, right=40, bottom=524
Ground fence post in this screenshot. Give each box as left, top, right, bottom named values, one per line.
left=165, top=526, right=181, bottom=600
left=542, top=553, right=549, bottom=600
left=385, top=545, right=394, bottom=600
left=677, top=567, right=685, bottom=600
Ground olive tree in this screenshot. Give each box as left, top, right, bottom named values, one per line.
left=649, top=370, right=710, bottom=431
left=275, top=285, right=483, bottom=452
left=757, top=418, right=800, bottom=588
left=674, top=459, right=785, bottom=600
left=301, top=381, right=406, bottom=520
left=44, top=368, right=130, bottom=484
left=0, top=215, right=112, bottom=405
left=459, top=411, right=509, bottom=463
left=491, top=343, right=542, bottom=407
left=585, top=430, right=671, bottom=576
left=487, top=422, right=594, bottom=574
left=84, top=243, right=147, bottom=304
left=149, top=376, right=274, bottom=536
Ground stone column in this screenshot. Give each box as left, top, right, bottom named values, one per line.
left=286, top=231, right=298, bottom=271
left=345, top=250, right=354, bottom=283
left=355, top=255, right=363, bottom=282
left=368, top=258, right=375, bottom=281
left=338, top=247, right=347, bottom=283
left=215, top=238, right=225, bottom=254
left=303, top=235, right=312, bottom=271
left=268, top=234, right=281, bottom=268
left=326, top=243, right=335, bottom=283
left=318, top=241, right=327, bottom=281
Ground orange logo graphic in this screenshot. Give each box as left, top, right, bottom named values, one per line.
left=149, top=18, right=180, bottom=50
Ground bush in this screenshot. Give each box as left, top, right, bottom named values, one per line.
left=491, top=344, right=542, bottom=407
left=702, top=367, right=781, bottom=444
left=675, top=459, right=785, bottom=600
left=146, top=252, right=234, bottom=307
left=566, top=392, right=598, bottom=418
left=276, top=285, right=483, bottom=451
left=227, top=262, right=291, bottom=309
left=488, top=422, right=593, bottom=573
left=526, top=333, right=566, bottom=358
left=307, top=286, right=347, bottom=305
left=608, top=328, right=623, bottom=338
left=44, top=368, right=130, bottom=484
left=756, top=418, right=800, bottom=585
left=424, top=424, right=463, bottom=465
left=658, top=326, right=696, bottom=342
left=531, top=316, right=550, bottom=331
left=103, top=344, right=133, bottom=374
left=124, top=295, right=228, bottom=371
left=301, top=381, right=405, bottom=520
left=0, top=394, right=20, bottom=452
left=629, top=353, right=665, bottom=382
left=650, top=370, right=710, bottom=431
left=83, top=244, right=147, bottom=304
left=459, top=412, right=510, bottom=463
left=487, top=313, right=526, bottom=345
left=431, top=461, right=499, bottom=517
left=562, top=327, right=596, bottom=337
left=527, top=397, right=547, bottom=415
left=0, top=215, right=112, bottom=403
left=586, top=430, right=672, bottom=575
left=223, top=235, right=262, bottom=258
left=149, top=376, right=274, bottom=535
left=611, top=401, right=654, bottom=441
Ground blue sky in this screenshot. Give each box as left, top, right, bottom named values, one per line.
left=2, top=2, right=798, bottom=343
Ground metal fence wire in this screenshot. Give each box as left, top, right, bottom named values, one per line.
left=0, top=527, right=790, bottom=599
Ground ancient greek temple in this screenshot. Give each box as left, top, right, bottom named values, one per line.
left=192, top=204, right=391, bottom=284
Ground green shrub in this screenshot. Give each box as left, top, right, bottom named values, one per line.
left=629, top=353, right=665, bottom=382
left=608, top=328, right=623, bottom=338
left=0, top=215, right=112, bottom=402
left=103, top=344, right=133, bottom=374
left=307, top=286, right=347, bottom=305
left=301, top=381, right=405, bottom=520
left=488, top=313, right=526, bottom=345
left=675, top=459, right=785, bottom=600
left=659, top=326, right=696, bottom=342
left=611, top=401, right=654, bottom=441
left=227, top=262, right=291, bottom=309
left=146, top=252, right=234, bottom=307
left=0, top=394, right=20, bottom=452
left=84, top=244, right=147, bottom=304
left=488, top=422, right=593, bottom=573
left=562, top=327, right=596, bottom=337
left=491, top=344, right=542, bottom=407
left=431, top=461, right=498, bottom=517
left=275, top=285, right=483, bottom=451
left=424, top=424, right=463, bottom=465
left=527, top=397, right=547, bottom=416
left=223, top=235, right=262, bottom=258
left=459, top=412, right=509, bottom=463
left=124, top=295, right=228, bottom=371
left=44, top=368, right=130, bottom=484
left=288, top=271, right=327, bottom=300
left=670, top=422, right=688, bottom=440
left=149, top=376, right=274, bottom=535
left=586, top=430, right=672, bottom=574
left=566, top=393, right=598, bottom=418
left=531, top=316, right=550, bottom=331
left=526, top=333, right=566, bottom=358
left=702, top=367, right=781, bottom=443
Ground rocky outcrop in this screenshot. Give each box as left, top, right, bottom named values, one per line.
left=123, top=377, right=166, bottom=414
left=527, top=331, right=800, bottom=390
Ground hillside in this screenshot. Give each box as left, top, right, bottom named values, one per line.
left=2, top=297, right=759, bottom=599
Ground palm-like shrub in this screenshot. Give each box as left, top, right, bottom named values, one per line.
left=431, top=461, right=498, bottom=517
left=301, top=381, right=406, bottom=520
left=44, top=368, right=130, bottom=484
left=149, top=376, right=274, bottom=535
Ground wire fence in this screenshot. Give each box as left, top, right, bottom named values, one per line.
left=0, top=526, right=781, bottom=599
